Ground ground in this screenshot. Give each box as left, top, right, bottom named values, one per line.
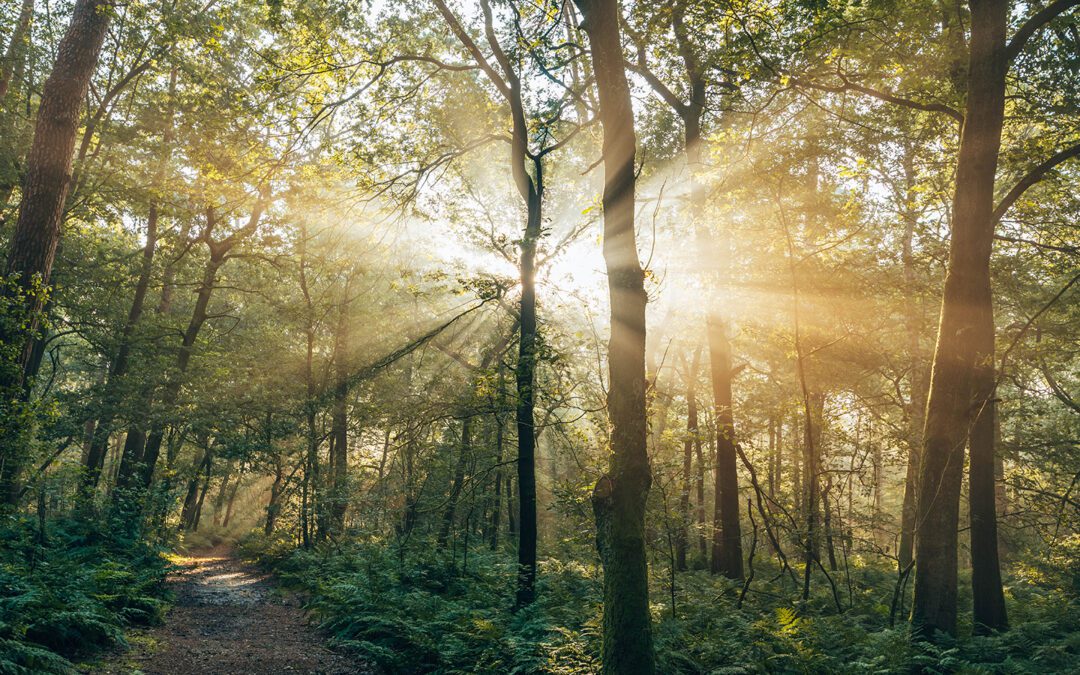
left=83, top=548, right=371, bottom=675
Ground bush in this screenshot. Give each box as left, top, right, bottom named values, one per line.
left=0, top=515, right=171, bottom=673
left=242, top=532, right=1080, bottom=674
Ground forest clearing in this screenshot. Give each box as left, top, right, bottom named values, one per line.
left=0, top=0, right=1078, bottom=673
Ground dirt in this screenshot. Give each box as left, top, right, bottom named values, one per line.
left=83, top=548, right=372, bottom=675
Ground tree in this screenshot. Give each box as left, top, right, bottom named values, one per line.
left=0, top=0, right=113, bottom=504
left=573, top=0, right=655, bottom=671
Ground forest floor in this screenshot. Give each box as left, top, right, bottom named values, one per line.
left=82, top=547, right=370, bottom=675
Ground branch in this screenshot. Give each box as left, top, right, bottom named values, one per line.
left=1006, top=0, right=1080, bottom=63
left=431, top=0, right=512, bottom=100
left=791, top=73, right=963, bottom=123
left=620, top=16, right=687, bottom=116
left=992, top=141, right=1080, bottom=224
left=993, top=233, right=1079, bottom=254
left=1040, top=360, right=1080, bottom=414
left=998, top=272, right=1080, bottom=378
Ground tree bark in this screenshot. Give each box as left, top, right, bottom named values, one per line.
left=438, top=416, right=471, bottom=547
left=180, top=445, right=211, bottom=531
left=709, top=316, right=744, bottom=579
left=913, top=0, right=1008, bottom=639
left=0, top=0, right=34, bottom=102
left=265, top=459, right=284, bottom=536
left=328, top=285, right=351, bottom=536
left=0, top=0, right=112, bottom=504
left=489, top=394, right=504, bottom=550
left=676, top=346, right=701, bottom=571
left=898, top=141, right=929, bottom=572
left=574, top=1, right=655, bottom=671
left=514, top=176, right=542, bottom=607
left=222, top=469, right=241, bottom=529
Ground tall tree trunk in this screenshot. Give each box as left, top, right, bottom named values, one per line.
left=676, top=346, right=701, bottom=571
left=180, top=446, right=211, bottom=531
left=0, top=0, right=112, bottom=504
left=791, top=413, right=802, bottom=517
left=970, top=384, right=1007, bottom=633
left=222, top=470, right=241, bottom=529
left=708, top=317, right=744, bottom=579
left=212, top=461, right=234, bottom=527
left=265, top=459, right=283, bottom=536
left=82, top=68, right=176, bottom=498
left=0, top=0, right=34, bottom=102
left=669, top=0, right=744, bottom=580
left=126, top=198, right=266, bottom=498
left=800, top=391, right=825, bottom=601
left=898, top=143, right=929, bottom=572
left=439, top=416, right=471, bottom=547
left=767, top=416, right=777, bottom=500
left=823, top=474, right=838, bottom=572
left=191, top=455, right=212, bottom=531
left=574, top=1, right=655, bottom=671
left=118, top=251, right=223, bottom=494
left=913, top=0, right=1008, bottom=638
left=695, top=420, right=707, bottom=561
left=429, top=0, right=545, bottom=609
left=515, top=180, right=541, bottom=607
left=489, top=401, right=504, bottom=550
left=328, top=289, right=350, bottom=536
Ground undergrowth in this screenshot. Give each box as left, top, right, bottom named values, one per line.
left=0, top=514, right=171, bottom=674
left=243, top=534, right=1080, bottom=674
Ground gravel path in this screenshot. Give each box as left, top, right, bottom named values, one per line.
left=85, top=549, right=369, bottom=675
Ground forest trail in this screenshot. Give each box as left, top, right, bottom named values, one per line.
left=85, top=548, right=367, bottom=675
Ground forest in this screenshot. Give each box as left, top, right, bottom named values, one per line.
left=0, top=0, right=1078, bottom=673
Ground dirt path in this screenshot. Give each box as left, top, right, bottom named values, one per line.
left=84, top=549, right=368, bottom=675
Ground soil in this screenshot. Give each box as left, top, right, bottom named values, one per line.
left=83, top=548, right=372, bottom=675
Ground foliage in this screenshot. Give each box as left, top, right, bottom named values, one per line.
left=0, top=515, right=171, bottom=673
left=243, top=534, right=1080, bottom=674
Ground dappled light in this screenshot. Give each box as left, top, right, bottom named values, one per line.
left=0, top=0, right=1078, bottom=673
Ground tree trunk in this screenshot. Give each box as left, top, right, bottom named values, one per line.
left=191, top=456, right=212, bottom=531
left=898, top=143, right=929, bottom=572
left=180, top=447, right=211, bottom=531
left=506, top=472, right=517, bottom=537
left=0, top=0, right=34, bottom=102
left=669, top=0, right=744, bottom=580
left=969, top=384, right=1008, bottom=633
left=823, top=474, right=838, bottom=572
left=265, top=460, right=284, bottom=536
left=913, top=0, right=1008, bottom=639
left=801, top=391, right=825, bottom=601
left=212, top=461, right=234, bottom=527
left=489, top=404, right=504, bottom=550
left=82, top=68, right=176, bottom=499
left=695, top=420, right=707, bottom=561
left=676, top=346, right=701, bottom=571
left=574, top=1, right=655, bottom=671
left=222, top=470, right=241, bottom=529
left=438, top=416, right=471, bottom=547
left=515, top=182, right=541, bottom=607
left=118, top=250, right=224, bottom=495
left=709, top=317, right=744, bottom=579
left=121, top=198, right=266, bottom=498
left=0, top=0, right=112, bottom=504
left=328, top=291, right=350, bottom=536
